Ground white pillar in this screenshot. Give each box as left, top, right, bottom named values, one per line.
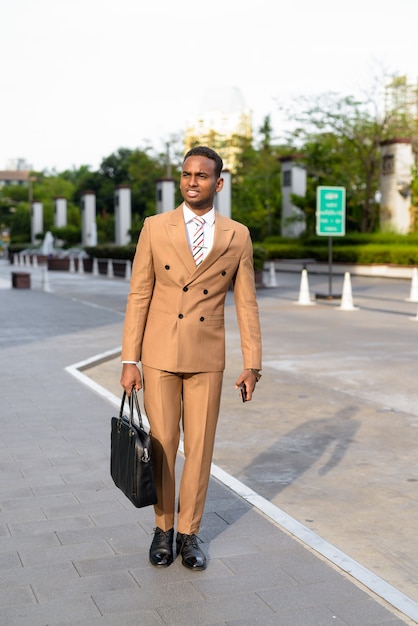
left=156, top=179, right=175, bottom=214
left=380, top=139, right=414, bottom=234
left=87, top=222, right=97, bottom=246
left=215, top=170, right=231, bottom=218
left=81, top=191, right=96, bottom=246
left=54, top=197, right=67, bottom=228
left=280, top=157, right=306, bottom=238
left=114, top=186, right=132, bottom=245
left=31, top=201, right=43, bottom=244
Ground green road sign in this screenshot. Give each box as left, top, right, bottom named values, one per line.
left=316, top=186, right=346, bottom=236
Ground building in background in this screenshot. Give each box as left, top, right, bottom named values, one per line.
left=184, top=86, right=252, bottom=172
left=0, top=158, right=32, bottom=188
left=279, top=155, right=307, bottom=237
left=380, top=76, right=418, bottom=233
left=380, top=138, right=415, bottom=233
left=0, top=170, right=31, bottom=188
left=384, top=75, right=418, bottom=127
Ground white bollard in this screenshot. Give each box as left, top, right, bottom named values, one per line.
left=13, top=253, right=18, bottom=267
left=41, top=266, right=52, bottom=293
left=92, top=257, right=99, bottom=276
left=107, top=259, right=114, bottom=278
left=69, top=256, right=75, bottom=273
left=125, top=260, right=132, bottom=281
left=78, top=255, right=84, bottom=274
left=295, top=269, right=315, bottom=306
left=338, top=272, right=359, bottom=311
left=406, top=267, right=418, bottom=302
left=267, top=261, right=277, bottom=287
left=32, top=255, right=38, bottom=269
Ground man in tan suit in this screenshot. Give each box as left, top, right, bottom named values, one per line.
left=120, top=146, right=262, bottom=570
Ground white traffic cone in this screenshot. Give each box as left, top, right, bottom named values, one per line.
left=92, top=257, right=99, bottom=276
left=69, top=256, right=75, bottom=273
left=295, top=269, right=315, bottom=305
left=267, top=261, right=277, bottom=287
left=107, top=259, right=114, bottom=278
left=125, top=260, right=132, bottom=281
left=338, top=272, right=359, bottom=311
left=42, top=266, right=52, bottom=293
left=406, top=267, right=418, bottom=302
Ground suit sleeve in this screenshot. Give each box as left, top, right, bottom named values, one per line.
left=121, top=218, right=155, bottom=362
left=232, top=228, right=262, bottom=370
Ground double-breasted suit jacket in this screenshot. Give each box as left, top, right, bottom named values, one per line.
left=121, top=205, right=262, bottom=373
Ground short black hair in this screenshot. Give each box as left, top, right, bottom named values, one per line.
left=183, top=146, right=223, bottom=178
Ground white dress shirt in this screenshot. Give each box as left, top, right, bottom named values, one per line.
left=183, top=203, right=215, bottom=262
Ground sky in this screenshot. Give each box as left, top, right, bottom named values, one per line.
left=1, top=0, right=417, bottom=173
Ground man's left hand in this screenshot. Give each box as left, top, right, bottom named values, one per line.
left=235, top=369, right=258, bottom=402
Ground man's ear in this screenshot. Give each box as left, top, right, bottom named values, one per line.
left=216, top=177, right=224, bottom=192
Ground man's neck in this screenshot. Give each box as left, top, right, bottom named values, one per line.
left=184, top=202, right=213, bottom=216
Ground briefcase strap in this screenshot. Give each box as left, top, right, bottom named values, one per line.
left=119, top=389, right=144, bottom=430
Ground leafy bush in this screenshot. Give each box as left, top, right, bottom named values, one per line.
left=50, top=225, right=81, bottom=247
left=257, top=234, right=418, bottom=266
left=84, top=245, right=137, bottom=261
left=252, top=244, right=268, bottom=270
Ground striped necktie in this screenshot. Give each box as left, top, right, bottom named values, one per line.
left=192, top=216, right=205, bottom=266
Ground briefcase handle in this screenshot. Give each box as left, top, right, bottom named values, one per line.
left=119, top=388, right=145, bottom=430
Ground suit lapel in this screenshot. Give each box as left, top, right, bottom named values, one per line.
left=166, top=206, right=196, bottom=274
left=205, top=216, right=234, bottom=264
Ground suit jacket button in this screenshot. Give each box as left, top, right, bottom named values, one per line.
left=203, top=289, right=208, bottom=294
left=178, top=314, right=184, bottom=319
left=221, top=271, right=226, bottom=276
left=165, top=265, right=170, bottom=270
left=183, top=286, right=188, bottom=292
left=200, top=317, right=205, bottom=322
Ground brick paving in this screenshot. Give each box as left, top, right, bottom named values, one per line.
left=0, top=258, right=416, bottom=625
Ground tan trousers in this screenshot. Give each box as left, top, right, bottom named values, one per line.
left=142, top=365, right=223, bottom=535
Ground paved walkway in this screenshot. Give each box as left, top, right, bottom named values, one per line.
left=0, top=259, right=417, bottom=625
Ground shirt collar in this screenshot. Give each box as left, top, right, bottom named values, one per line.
left=183, top=203, right=215, bottom=226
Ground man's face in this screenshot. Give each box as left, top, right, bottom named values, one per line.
left=180, top=155, right=223, bottom=213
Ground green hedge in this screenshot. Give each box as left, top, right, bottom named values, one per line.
left=259, top=241, right=418, bottom=265
left=265, top=233, right=418, bottom=247
left=84, top=245, right=137, bottom=261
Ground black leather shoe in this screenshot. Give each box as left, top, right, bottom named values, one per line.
left=149, top=527, right=174, bottom=567
left=176, top=532, right=206, bottom=570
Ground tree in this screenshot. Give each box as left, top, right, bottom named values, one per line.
left=231, top=116, right=283, bottom=240
left=60, top=148, right=173, bottom=242
left=283, top=89, right=418, bottom=232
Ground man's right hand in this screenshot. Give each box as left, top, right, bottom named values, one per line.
left=120, top=363, right=142, bottom=394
